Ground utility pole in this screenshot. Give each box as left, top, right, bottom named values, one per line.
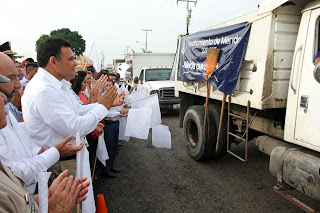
left=124, top=46, right=130, bottom=55
left=123, top=46, right=130, bottom=61
left=141, top=29, right=152, bottom=52
left=177, top=0, right=197, bottom=34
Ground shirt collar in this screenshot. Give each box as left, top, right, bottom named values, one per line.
left=38, top=67, right=63, bottom=89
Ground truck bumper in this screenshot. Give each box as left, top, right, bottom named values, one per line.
left=159, top=98, right=180, bottom=109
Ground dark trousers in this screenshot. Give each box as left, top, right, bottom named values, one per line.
left=86, top=133, right=97, bottom=167
left=103, top=121, right=119, bottom=173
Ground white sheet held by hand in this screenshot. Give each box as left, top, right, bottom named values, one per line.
left=76, top=133, right=95, bottom=213
left=131, top=94, right=161, bottom=128
left=127, top=87, right=148, bottom=105
left=96, top=133, right=109, bottom=166
left=152, top=124, right=171, bottom=149
left=38, top=172, right=51, bottom=213
left=125, top=109, right=151, bottom=140
left=119, top=117, right=130, bottom=142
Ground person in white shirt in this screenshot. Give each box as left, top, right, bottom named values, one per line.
left=0, top=52, right=84, bottom=194
left=0, top=85, right=90, bottom=212
left=20, top=62, right=38, bottom=87
left=22, top=38, right=120, bottom=183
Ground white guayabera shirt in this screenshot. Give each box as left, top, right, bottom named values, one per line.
left=22, top=68, right=110, bottom=147
left=22, top=67, right=113, bottom=213
left=0, top=109, right=59, bottom=194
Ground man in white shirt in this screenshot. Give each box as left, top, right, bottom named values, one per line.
left=0, top=52, right=84, bottom=194
left=22, top=38, right=118, bottom=182
left=0, top=86, right=90, bottom=212
left=20, top=62, right=38, bottom=87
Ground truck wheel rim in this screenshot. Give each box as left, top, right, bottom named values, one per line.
left=186, top=119, right=198, bottom=148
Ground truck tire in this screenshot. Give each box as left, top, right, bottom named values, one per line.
left=208, top=104, right=228, bottom=158
left=183, top=105, right=215, bottom=161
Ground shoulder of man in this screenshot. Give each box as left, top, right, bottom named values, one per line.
left=0, top=162, right=39, bottom=212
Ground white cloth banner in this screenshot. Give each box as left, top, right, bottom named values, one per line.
left=125, top=109, right=152, bottom=140
left=76, top=134, right=95, bottom=213
left=38, top=172, right=51, bottom=213
left=119, top=63, right=131, bottom=72
left=88, top=42, right=101, bottom=73
left=131, top=94, right=161, bottom=128
left=119, top=117, right=130, bottom=142
left=127, top=88, right=148, bottom=105
left=96, top=133, right=109, bottom=166
left=152, top=124, right=171, bottom=149
left=118, top=82, right=125, bottom=94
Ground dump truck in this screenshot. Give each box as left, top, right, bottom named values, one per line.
left=173, top=0, right=320, bottom=211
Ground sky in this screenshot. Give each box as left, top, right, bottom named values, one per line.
left=2, top=0, right=261, bottom=65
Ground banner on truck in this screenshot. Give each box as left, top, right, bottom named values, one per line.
left=176, top=22, right=251, bottom=95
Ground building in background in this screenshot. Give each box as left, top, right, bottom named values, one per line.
left=112, top=59, right=125, bottom=72
left=75, top=55, right=93, bottom=72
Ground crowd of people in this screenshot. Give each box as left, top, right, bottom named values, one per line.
left=0, top=38, right=128, bottom=212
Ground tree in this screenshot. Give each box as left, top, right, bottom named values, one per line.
left=142, top=48, right=152, bottom=53
left=35, top=34, right=50, bottom=50
left=35, top=28, right=86, bottom=56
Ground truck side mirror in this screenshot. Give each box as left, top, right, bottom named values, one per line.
left=314, top=62, right=320, bottom=83
left=134, top=76, right=138, bottom=84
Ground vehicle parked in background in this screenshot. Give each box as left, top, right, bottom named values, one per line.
left=125, top=53, right=175, bottom=82
left=134, top=67, right=180, bottom=109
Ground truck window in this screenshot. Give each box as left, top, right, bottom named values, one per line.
left=314, top=17, right=320, bottom=64
left=139, top=70, right=144, bottom=81
left=145, top=68, right=172, bottom=81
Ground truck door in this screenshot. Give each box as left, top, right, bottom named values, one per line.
left=286, top=8, right=320, bottom=152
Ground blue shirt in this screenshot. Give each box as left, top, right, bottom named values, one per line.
left=8, top=103, right=22, bottom=122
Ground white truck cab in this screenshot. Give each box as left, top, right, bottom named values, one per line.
left=285, top=1, right=320, bottom=152
left=134, top=67, right=180, bottom=109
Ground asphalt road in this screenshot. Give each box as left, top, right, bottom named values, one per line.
left=93, top=111, right=320, bottom=213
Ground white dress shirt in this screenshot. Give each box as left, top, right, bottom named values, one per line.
left=0, top=109, right=59, bottom=194
left=22, top=68, right=110, bottom=148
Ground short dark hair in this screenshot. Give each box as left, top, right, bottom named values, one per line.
left=37, top=37, right=72, bottom=68
left=25, top=58, right=34, bottom=63
left=109, top=73, right=116, bottom=77
left=107, top=79, right=114, bottom=85
left=26, top=62, right=38, bottom=72
left=100, top=69, right=109, bottom=74
left=97, top=70, right=109, bottom=79
left=70, top=71, right=87, bottom=95
left=115, top=73, right=120, bottom=81
left=86, top=71, right=93, bottom=76
left=87, top=66, right=95, bottom=73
